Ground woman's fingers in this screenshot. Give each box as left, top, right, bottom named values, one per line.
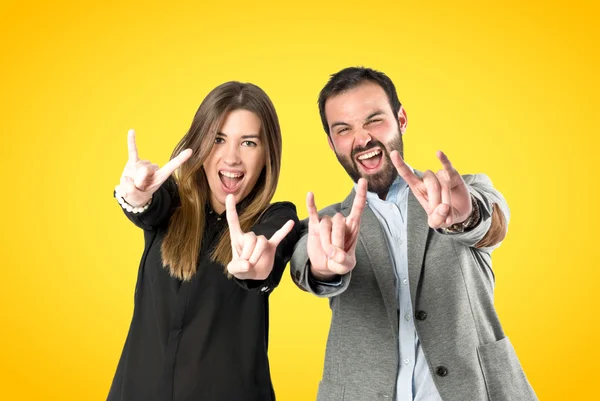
left=127, top=129, right=139, bottom=164
left=248, top=236, right=268, bottom=266
left=239, top=232, right=257, bottom=261
left=268, top=220, right=295, bottom=246
left=153, top=149, right=193, bottom=185
left=227, top=259, right=251, bottom=276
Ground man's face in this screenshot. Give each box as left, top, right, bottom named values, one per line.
left=324, top=82, right=407, bottom=197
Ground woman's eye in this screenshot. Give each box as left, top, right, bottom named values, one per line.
left=242, top=140, right=257, bottom=147
left=214, top=137, right=225, bottom=144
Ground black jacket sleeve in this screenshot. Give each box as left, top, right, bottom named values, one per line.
left=114, top=177, right=180, bottom=231
left=234, top=201, right=300, bottom=293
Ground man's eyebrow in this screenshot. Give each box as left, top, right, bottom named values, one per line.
left=330, top=121, right=351, bottom=130
left=330, top=110, right=388, bottom=130
left=365, top=111, right=386, bottom=120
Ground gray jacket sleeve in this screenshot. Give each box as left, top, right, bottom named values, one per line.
left=439, top=173, right=510, bottom=253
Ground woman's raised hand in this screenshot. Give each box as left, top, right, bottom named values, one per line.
left=116, top=129, right=192, bottom=206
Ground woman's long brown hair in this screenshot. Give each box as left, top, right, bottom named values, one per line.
left=161, top=82, right=282, bottom=281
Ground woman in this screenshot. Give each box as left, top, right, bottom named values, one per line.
left=108, top=82, right=299, bottom=401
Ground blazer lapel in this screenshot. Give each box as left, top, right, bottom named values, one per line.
left=406, top=191, right=429, bottom=308
left=342, top=191, right=399, bottom=338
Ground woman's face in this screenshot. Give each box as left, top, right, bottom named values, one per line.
left=203, top=109, right=266, bottom=214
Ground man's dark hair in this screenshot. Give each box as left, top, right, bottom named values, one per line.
left=318, top=67, right=402, bottom=136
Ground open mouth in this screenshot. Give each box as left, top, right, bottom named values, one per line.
left=219, top=170, right=244, bottom=193
left=356, top=148, right=383, bottom=171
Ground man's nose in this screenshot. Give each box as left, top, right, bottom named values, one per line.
left=355, top=128, right=372, bottom=148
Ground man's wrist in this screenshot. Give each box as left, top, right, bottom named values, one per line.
left=309, top=265, right=338, bottom=282
left=442, top=194, right=481, bottom=234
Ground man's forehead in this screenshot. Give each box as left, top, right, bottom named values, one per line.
left=325, top=82, right=391, bottom=122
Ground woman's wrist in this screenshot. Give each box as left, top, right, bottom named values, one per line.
left=115, top=185, right=152, bottom=214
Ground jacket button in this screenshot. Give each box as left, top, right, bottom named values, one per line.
left=416, top=310, right=427, bottom=320
left=436, top=366, right=448, bottom=377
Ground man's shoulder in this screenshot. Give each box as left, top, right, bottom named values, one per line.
left=316, top=188, right=357, bottom=217
left=461, top=173, right=493, bottom=187
left=317, top=201, right=345, bottom=217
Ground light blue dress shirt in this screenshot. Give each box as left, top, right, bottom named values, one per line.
left=357, top=174, right=443, bottom=401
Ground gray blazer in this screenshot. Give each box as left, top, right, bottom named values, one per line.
left=291, top=174, right=537, bottom=401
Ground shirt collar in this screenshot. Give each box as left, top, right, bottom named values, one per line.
left=206, top=195, right=252, bottom=220
left=352, top=163, right=412, bottom=205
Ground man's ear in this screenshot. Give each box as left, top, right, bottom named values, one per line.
left=398, top=106, right=408, bottom=135
left=327, top=135, right=335, bottom=151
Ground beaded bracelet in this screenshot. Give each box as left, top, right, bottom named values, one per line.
left=114, top=185, right=152, bottom=214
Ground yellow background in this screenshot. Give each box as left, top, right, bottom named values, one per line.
left=1, top=0, right=597, bottom=399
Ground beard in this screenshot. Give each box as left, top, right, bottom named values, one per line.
left=334, top=130, right=404, bottom=197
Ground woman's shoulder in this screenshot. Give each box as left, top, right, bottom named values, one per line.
left=260, top=201, right=299, bottom=221
left=267, top=201, right=297, bottom=212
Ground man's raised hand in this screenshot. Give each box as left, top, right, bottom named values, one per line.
left=390, top=150, right=472, bottom=229
left=306, top=178, right=367, bottom=281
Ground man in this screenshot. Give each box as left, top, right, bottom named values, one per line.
left=291, top=67, right=537, bottom=401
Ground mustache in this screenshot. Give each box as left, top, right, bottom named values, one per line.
left=351, top=140, right=388, bottom=159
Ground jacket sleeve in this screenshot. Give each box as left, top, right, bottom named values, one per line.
left=114, top=177, right=179, bottom=231
left=234, top=201, right=300, bottom=293
left=439, top=173, right=510, bottom=253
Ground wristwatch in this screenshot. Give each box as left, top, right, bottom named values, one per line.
left=442, top=194, right=481, bottom=233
